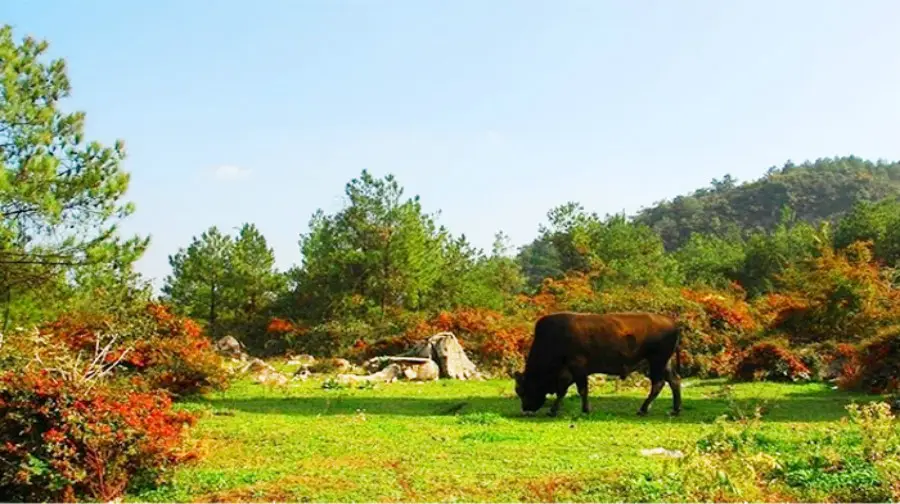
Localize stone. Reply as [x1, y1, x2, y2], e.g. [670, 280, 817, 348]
[216, 335, 244, 357]
[640, 447, 684, 459]
[253, 367, 289, 387]
[402, 359, 440, 381]
[362, 356, 440, 381]
[401, 332, 479, 380]
[243, 358, 273, 374]
[363, 356, 433, 373]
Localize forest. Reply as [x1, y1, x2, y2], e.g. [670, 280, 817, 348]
[2, 24, 900, 502]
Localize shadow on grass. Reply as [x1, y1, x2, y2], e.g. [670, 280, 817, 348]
[197, 384, 877, 424]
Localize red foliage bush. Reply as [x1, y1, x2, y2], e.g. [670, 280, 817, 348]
[266, 317, 296, 334]
[841, 329, 900, 394]
[41, 303, 229, 397]
[681, 289, 758, 333]
[0, 369, 197, 502]
[733, 340, 811, 382]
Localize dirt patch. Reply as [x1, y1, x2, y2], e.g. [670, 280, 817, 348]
[521, 474, 585, 503]
[200, 485, 294, 503]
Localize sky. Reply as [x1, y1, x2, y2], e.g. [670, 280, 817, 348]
[6, 0, 900, 290]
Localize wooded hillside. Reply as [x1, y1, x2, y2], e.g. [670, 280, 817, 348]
[632, 156, 900, 250]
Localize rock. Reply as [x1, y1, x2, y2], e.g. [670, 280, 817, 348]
[401, 332, 479, 380]
[253, 367, 289, 387]
[363, 356, 439, 381]
[216, 335, 244, 357]
[337, 358, 440, 385]
[402, 359, 440, 381]
[235, 357, 289, 386]
[243, 358, 273, 374]
[363, 356, 433, 373]
[640, 447, 684, 459]
[337, 364, 401, 385]
[371, 363, 403, 382]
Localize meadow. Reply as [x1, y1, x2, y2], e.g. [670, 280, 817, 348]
[133, 373, 889, 503]
[5, 22, 900, 503]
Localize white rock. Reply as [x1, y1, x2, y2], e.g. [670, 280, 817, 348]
[640, 447, 684, 458]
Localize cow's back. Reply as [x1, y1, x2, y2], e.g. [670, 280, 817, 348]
[524, 311, 677, 376]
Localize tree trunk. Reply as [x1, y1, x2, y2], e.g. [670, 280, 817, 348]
[380, 227, 393, 321]
[2, 284, 10, 332]
[209, 278, 218, 334]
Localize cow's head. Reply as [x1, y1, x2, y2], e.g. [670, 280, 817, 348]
[513, 370, 546, 414]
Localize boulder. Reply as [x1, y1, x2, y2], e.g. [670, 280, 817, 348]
[236, 357, 290, 386]
[363, 356, 439, 381]
[242, 358, 273, 374]
[402, 359, 439, 381]
[363, 356, 432, 373]
[216, 335, 244, 357]
[337, 364, 402, 385]
[401, 332, 480, 380]
[253, 367, 289, 387]
[337, 358, 439, 385]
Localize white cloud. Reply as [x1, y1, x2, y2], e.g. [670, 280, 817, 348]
[212, 165, 252, 182]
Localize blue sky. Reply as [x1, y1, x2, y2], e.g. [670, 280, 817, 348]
[6, 1, 900, 289]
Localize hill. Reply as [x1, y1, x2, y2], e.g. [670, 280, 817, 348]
[633, 156, 900, 250]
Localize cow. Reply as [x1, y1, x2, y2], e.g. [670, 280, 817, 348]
[513, 311, 682, 417]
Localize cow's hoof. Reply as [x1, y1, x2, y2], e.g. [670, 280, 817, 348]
[636, 409, 648, 417]
[669, 409, 681, 417]
[548, 410, 559, 417]
[582, 409, 591, 415]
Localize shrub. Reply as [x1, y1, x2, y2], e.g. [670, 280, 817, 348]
[42, 303, 229, 397]
[304, 320, 375, 357]
[758, 241, 900, 346]
[733, 340, 811, 382]
[0, 369, 197, 502]
[799, 341, 862, 384]
[847, 328, 900, 394]
[402, 308, 532, 373]
[682, 288, 759, 333]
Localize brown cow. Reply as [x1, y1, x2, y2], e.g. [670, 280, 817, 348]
[513, 311, 682, 417]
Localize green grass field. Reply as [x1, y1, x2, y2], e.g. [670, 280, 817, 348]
[130, 373, 888, 502]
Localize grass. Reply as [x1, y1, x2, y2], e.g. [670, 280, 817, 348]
[130, 375, 889, 502]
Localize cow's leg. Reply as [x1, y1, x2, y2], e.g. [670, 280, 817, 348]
[549, 368, 574, 417]
[637, 361, 666, 417]
[665, 362, 682, 416]
[575, 375, 590, 414]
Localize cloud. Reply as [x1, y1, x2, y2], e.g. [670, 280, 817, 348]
[212, 165, 252, 182]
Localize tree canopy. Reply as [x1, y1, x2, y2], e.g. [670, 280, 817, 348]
[0, 24, 148, 327]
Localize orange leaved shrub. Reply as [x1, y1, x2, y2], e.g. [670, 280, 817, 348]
[41, 303, 229, 397]
[0, 370, 197, 502]
[839, 328, 900, 394]
[757, 241, 900, 346]
[733, 340, 811, 382]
